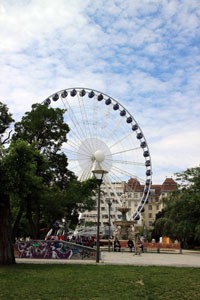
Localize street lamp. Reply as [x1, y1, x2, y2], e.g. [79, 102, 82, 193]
[92, 168, 108, 263]
[108, 200, 112, 252]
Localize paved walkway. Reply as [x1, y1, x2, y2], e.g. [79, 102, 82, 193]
[16, 250, 200, 268]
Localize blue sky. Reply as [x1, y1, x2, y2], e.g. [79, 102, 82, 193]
[0, 0, 199, 183]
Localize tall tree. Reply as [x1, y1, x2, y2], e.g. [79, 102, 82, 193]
[0, 101, 96, 264]
[7, 140, 49, 240]
[11, 103, 96, 238]
[0, 102, 15, 265]
[11, 103, 71, 238]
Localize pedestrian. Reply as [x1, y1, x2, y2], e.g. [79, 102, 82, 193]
[135, 239, 143, 255]
[114, 238, 121, 252]
[127, 239, 134, 252]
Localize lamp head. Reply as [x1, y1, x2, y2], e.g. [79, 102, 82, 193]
[92, 168, 108, 185]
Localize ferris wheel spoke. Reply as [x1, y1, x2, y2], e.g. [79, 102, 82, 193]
[110, 147, 141, 156]
[111, 165, 134, 177]
[64, 139, 81, 151]
[111, 165, 146, 184]
[110, 159, 144, 167]
[61, 98, 86, 142]
[97, 99, 113, 135]
[78, 164, 93, 181]
[77, 93, 93, 141]
[104, 115, 125, 144]
[62, 98, 95, 155]
[63, 143, 92, 159]
[109, 131, 138, 150]
[67, 134, 99, 161]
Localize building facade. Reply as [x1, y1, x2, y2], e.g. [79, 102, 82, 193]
[80, 177, 177, 231]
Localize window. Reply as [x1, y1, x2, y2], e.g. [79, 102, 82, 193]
[102, 214, 108, 218]
[148, 205, 152, 210]
[148, 213, 152, 218]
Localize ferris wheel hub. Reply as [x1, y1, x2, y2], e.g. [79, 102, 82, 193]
[94, 150, 105, 162]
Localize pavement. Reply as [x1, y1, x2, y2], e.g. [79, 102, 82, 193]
[16, 250, 200, 268]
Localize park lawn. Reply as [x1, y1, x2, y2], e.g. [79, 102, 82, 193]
[0, 264, 200, 300]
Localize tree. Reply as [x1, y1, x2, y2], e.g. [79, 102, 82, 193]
[7, 140, 49, 240]
[153, 166, 200, 248]
[0, 161, 15, 265]
[0, 101, 97, 264]
[0, 102, 15, 265]
[1, 138, 50, 264]
[11, 103, 71, 238]
[11, 103, 96, 238]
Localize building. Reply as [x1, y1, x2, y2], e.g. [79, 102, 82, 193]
[80, 177, 177, 231]
[125, 177, 177, 228]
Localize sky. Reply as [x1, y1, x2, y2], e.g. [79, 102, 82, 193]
[0, 0, 200, 184]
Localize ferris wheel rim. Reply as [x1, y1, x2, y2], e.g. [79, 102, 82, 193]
[42, 87, 152, 221]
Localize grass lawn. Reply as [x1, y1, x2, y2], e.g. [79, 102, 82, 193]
[0, 264, 200, 300]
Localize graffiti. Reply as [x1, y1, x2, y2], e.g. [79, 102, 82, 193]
[15, 240, 96, 260]
[80, 248, 95, 260]
[15, 240, 73, 259]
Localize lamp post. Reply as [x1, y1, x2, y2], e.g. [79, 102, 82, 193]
[92, 168, 108, 263]
[108, 200, 112, 252]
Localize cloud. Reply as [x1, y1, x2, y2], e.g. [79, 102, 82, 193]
[0, 0, 199, 184]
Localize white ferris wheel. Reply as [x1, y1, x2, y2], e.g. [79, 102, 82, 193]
[42, 88, 152, 222]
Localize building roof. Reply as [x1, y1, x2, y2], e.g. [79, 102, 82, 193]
[125, 177, 177, 194]
[161, 178, 177, 191]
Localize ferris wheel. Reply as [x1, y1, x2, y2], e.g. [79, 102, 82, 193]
[43, 88, 152, 222]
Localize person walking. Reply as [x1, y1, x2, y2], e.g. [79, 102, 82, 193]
[134, 238, 143, 255]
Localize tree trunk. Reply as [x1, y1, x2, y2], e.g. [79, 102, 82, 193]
[26, 200, 37, 239]
[35, 202, 41, 239]
[12, 202, 24, 242]
[0, 194, 15, 265]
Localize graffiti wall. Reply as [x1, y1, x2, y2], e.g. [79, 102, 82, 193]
[14, 240, 96, 260]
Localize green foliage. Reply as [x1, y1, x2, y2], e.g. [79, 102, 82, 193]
[175, 167, 200, 190]
[5, 140, 48, 196]
[12, 103, 69, 152]
[42, 178, 97, 229]
[0, 102, 14, 145]
[0, 100, 98, 244]
[10, 103, 97, 237]
[153, 166, 200, 247]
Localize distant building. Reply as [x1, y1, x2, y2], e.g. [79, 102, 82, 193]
[80, 177, 177, 231]
[141, 178, 177, 228]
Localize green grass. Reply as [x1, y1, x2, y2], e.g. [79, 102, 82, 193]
[0, 264, 200, 300]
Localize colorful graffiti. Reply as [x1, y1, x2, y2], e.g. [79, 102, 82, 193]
[15, 240, 96, 260]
